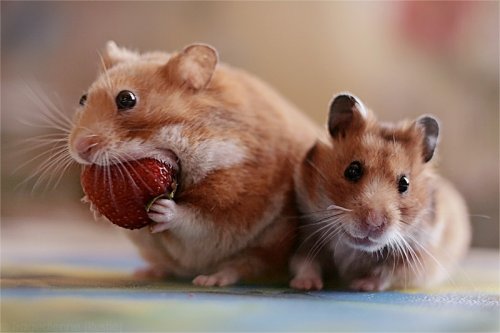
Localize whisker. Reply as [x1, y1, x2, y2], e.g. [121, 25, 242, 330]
[103, 151, 120, 212]
[305, 158, 327, 181]
[399, 233, 425, 278]
[326, 204, 352, 212]
[32, 150, 73, 191]
[300, 219, 339, 252]
[97, 51, 115, 99]
[18, 147, 73, 193]
[13, 144, 69, 175]
[22, 83, 73, 131]
[51, 157, 76, 190]
[333, 232, 345, 254]
[108, 151, 143, 198]
[405, 233, 458, 288]
[397, 233, 421, 278]
[469, 214, 491, 220]
[17, 118, 71, 134]
[300, 205, 352, 218]
[306, 222, 343, 264]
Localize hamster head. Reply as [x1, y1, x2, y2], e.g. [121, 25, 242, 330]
[304, 93, 439, 253]
[68, 41, 219, 171]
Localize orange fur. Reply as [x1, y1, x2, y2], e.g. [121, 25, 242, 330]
[292, 93, 470, 291]
[69, 42, 320, 286]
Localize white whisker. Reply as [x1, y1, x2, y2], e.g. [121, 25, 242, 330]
[305, 158, 328, 181]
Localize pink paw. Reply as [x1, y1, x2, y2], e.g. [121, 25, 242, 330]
[349, 276, 388, 291]
[192, 270, 239, 287]
[147, 199, 177, 233]
[290, 276, 324, 291]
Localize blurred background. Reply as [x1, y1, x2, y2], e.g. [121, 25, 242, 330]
[1, 1, 498, 251]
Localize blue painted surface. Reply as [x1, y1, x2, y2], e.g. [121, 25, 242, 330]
[2, 286, 499, 332]
[2, 249, 499, 332]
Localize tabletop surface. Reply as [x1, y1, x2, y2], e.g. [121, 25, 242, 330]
[1, 217, 499, 332]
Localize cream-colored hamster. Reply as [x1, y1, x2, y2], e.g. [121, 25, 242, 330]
[290, 93, 471, 291]
[69, 42, 319, 286]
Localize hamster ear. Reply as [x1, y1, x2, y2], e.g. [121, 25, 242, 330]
[415, 116, 440, 163]
[164, 43, 218, 90]
[328, 93, 367, 139]
[102, 41, 139, 68]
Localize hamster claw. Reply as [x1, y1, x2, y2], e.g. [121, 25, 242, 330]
[147, 198, 178, 233]
[192, 269, 239, 287]
[290, 276, 324, 291]
[349, 276, 388, 292]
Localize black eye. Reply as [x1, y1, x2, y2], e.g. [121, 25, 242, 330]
[79, 94, 87, 106]
[115, 90, 137, 110]
[344, 161, 363, 182]
[398, 176, 410, 193]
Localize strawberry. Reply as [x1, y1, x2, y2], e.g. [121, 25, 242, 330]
[81, 158, 177, 230]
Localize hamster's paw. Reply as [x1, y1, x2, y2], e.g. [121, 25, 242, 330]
[290, 276, 324, 291]
[147, 199, 179, 233]
[81, 195, 102, 220]
[349, 276, 389, 292]
[192, 269, 239, 287]
[133, 266, 169, 279]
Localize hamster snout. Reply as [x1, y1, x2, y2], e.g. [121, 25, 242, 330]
[352, 209, 389, 238]
[72, 135, 103, 164]
[336, 208, 394, 252]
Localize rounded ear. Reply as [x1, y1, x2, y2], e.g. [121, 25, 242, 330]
[415, 115, 440, 163]
[102, 41, 140, 69]
[163, 43, 218, 90]
[328, 93, 367, 139]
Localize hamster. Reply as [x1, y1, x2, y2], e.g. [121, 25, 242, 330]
[68, 42, 319, 286]
[290, 93, 471, 291]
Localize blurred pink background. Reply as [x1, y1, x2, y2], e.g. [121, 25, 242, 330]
[1, 2, 498, 248]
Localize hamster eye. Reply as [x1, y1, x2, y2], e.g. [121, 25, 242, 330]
[115, 90, 137, 110]
[344, 161, 363, 182]
[398, 176, 410, 193]
[79, 94, 87, 106]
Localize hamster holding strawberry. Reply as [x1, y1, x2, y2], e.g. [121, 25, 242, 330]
[69, 42, 320, 286]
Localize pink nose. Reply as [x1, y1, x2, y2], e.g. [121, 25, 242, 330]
[363, 210, 388, 233]
[74, 136, 100, 162]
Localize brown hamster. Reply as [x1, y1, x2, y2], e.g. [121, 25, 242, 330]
[69, 42, 319, 286]
[290, 93, 471, 291]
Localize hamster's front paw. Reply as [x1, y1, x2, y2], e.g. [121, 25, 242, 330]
[289, 256, 323, 290]
[192, 269, 239, 287]
[349, 275, 390, 292]
[147, 199, 179, 233]
[290, 275, 324, 291]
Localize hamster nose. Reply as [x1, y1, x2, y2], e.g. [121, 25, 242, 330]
[363, 210, 388, 232]
[74, 136, 100, 162]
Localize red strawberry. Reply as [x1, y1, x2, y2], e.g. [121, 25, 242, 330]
[81, 158, 177, 230]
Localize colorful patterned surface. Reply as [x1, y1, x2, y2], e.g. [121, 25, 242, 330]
[1, 220, 499, 332]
